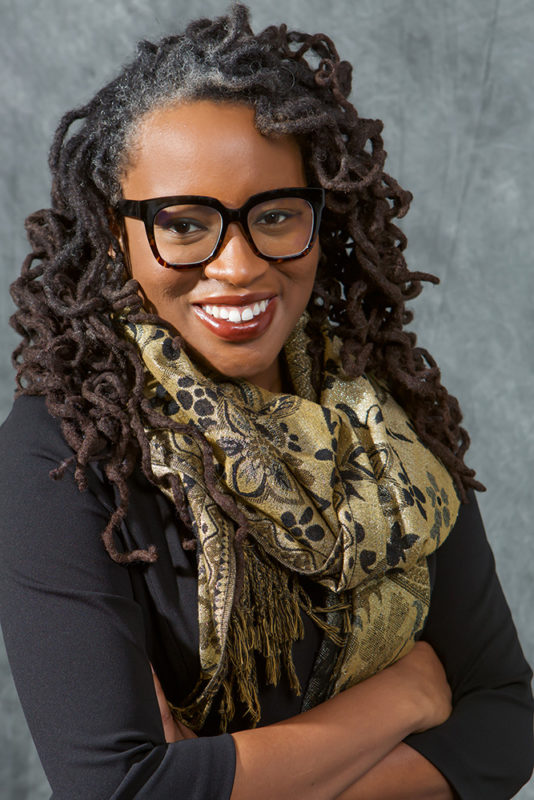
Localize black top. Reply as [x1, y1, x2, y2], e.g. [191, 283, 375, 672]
[0, 395, 532, 800]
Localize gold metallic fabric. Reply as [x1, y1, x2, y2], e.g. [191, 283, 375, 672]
[122, 316, 459, 731]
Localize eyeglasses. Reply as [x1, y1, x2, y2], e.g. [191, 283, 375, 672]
[117, 187, 325, 269]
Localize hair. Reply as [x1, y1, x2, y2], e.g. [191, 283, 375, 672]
[10, 3, 483, 575]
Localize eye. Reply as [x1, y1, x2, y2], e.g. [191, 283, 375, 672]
[154, 204, 221, 242]
[254, 209, 294, 226]
[157, 217, 207, 236]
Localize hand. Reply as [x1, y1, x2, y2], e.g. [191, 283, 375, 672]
[151, 664, 198, 742]
[390, 641, 452, 733]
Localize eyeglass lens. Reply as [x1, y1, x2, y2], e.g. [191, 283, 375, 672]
[153, 196, 315, 265]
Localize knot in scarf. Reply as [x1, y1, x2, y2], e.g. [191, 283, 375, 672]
[121, 315, 459, 731]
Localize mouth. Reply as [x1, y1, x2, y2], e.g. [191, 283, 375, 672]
[192, 295, 277, 341]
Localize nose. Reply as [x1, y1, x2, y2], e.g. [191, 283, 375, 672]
[202, 223, 269, 286]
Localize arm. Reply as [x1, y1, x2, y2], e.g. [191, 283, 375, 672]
[153, 644, 453, 800]
[0, 396, 451, 800]
[0, 396, 235, 800]
[156, 641, 453, 800]
[405, 492, 534, 798]
[6, 400, 528, 799]
[156, 652, 454, 800]
[334, 744, 454, 800]
[230, 641, 451, 800]
[336, 493, 534, 800]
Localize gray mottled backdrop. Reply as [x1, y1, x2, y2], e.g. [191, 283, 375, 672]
[1, 0, 533, 797]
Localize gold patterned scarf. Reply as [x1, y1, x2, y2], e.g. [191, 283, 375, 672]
[121, 315, 459, 732]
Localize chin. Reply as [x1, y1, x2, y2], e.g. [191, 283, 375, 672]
[220, 363, 268, 381]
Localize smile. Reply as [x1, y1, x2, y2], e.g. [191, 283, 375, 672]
[192, 296, 277, 342]
[200, 299, 270, 323]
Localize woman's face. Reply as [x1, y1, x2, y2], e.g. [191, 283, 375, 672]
[120, 100, 320, 392]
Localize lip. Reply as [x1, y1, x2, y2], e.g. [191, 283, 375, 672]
[192, 296, 277, 342]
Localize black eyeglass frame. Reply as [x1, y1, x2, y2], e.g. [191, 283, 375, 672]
[116, 187, 325, 269]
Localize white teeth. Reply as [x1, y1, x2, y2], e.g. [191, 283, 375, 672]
[200, 298, 271, 323]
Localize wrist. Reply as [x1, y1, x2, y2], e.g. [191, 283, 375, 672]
[381, 660, 431, 734]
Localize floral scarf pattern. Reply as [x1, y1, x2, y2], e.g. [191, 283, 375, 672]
[122, 316, 459, 731]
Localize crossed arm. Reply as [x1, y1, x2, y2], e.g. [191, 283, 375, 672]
[151, 486, 534, 799]
[153, 643, 455, 800]
[1, 398, 532, 799]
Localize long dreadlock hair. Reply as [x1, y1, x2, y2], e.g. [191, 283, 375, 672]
[10, 4, 484, 580]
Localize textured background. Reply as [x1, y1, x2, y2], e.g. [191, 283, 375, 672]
[1, 0, 533, 797]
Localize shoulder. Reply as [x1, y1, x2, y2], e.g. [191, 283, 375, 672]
[0, 393, 104, 519]
[0, 395, 114, 568]
[435, 489, 490, 564]
[0, 394, 81, 522]
[0, 393, 74, 468]
[0, 394, 165, 562]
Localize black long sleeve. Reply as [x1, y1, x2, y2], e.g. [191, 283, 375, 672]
[0, 395, 532, 799]
[0, 396, 235, 800]
[405, 491, 534, 798]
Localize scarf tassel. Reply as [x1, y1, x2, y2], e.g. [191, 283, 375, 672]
[216, 543, 354, 731]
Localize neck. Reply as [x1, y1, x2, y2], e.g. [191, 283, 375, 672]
[247, 358, 284, 393]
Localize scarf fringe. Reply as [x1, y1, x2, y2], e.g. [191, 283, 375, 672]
[170, 541, 355, 733]
[297, 586, 353, 647]
[215, 542, 358, 731]
[217, 541, 305, 730]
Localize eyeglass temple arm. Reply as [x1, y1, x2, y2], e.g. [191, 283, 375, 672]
[117, 199, 142, 219]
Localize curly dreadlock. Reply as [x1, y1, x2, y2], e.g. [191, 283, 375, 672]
[10, 4, 484, 577]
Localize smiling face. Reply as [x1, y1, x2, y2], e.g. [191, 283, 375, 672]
[120, 101, 320, 392]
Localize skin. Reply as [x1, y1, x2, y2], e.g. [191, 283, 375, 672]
[121, 101, 320, 393]
[152, 642, 454, 800]
[122, 100, 453, 799]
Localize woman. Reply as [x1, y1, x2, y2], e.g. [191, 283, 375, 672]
[0, 4, 532, 799]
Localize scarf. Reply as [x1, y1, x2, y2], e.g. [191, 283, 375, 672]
[121, 315, 459, 732]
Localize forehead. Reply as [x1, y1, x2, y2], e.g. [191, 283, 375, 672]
[121, 100, 306, 205]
